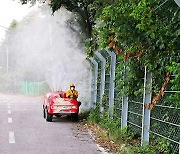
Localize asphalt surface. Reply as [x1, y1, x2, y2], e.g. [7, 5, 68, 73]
[0, 94, 106, 154]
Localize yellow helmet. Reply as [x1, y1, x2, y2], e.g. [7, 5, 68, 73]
[70, 83, 75, 87]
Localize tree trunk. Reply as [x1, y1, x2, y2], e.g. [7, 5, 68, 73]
[82, 6, 92, 38]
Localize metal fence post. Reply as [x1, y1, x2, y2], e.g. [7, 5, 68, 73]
[121, 66, 129, 128]
[95, 52, 106, 112]
[141, 66, 152, 146]
[90, 58, 98, 109]
[106, 50, 116, 117]
[25, 81, 28, 95]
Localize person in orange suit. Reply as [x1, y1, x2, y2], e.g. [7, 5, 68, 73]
[66, 83, 78, 100]
[66, 83, 81, 106]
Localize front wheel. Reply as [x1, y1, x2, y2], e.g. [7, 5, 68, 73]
[43, 108, 46, 118]
[45, 108, 53, 122]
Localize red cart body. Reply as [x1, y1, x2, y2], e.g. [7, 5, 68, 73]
[43, 91, 79, 122]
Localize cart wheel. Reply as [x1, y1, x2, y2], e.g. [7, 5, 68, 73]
[55, 115, 61, 118]
[43, 109, 46, 118]
[45, 109, 52, 122]
[67, 115, 71, 119]
[71, 113, 78, 121]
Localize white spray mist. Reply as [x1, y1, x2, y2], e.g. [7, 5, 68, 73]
[3, 5, 92, 111]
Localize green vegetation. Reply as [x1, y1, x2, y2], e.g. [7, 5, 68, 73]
[19, 1, 179, 152]
[21, 0, 113, 37]
[166, 62, 180, 107]
[87, 106, 170, 154]
[10, 19, 18, 28]
[20, 0, 179, 102]
[89, 0, 179, 102]
[20, 0, 179, 60]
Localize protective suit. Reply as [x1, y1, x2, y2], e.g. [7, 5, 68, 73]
[66, 84, 78, 100]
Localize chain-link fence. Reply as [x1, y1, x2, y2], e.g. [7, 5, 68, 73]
[0, 68, 50, 96]
[149, 73, 180, 153]
[90, 49, 180, 153]
[21, 81, 51, 96]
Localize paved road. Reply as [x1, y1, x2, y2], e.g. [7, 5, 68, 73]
[0, 94, 105, 154]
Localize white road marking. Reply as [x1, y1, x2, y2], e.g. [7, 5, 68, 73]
[8, 118, 12, 123]
[9, 132, 15, 143]
[7, 103, 10, 105]
[8, 110, 11, 114]
[7, 106, 10, 109]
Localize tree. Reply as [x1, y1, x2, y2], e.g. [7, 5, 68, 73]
[92, 0, 179, 64]
[20, 0, 116, 38]
[51, 0, 94, 37]
[20, 0, 95, 37]
[92, 0, 180, 105]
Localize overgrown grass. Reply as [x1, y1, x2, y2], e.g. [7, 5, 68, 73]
[86, 105, 170, 154]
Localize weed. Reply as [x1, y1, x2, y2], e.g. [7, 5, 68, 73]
[86, 105, 171, 154]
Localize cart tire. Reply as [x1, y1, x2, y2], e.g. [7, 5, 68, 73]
[43, 109, 46, 118]
[45, 109, 52, 122]
[71, 113, 78, 121]
[67, 115, 71, 119]
[55, 115, 61, 118]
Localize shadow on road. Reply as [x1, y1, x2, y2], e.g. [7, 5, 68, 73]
[50, 115, 79, 123]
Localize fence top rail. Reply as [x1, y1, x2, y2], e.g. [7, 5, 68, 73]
[155, 104, 180, 110]
[95, 52, 106, 63]
[164, 91, 180, 93]
[150, 117, 180, 127]
[129, 100, 143, 105]
[150, 131, 179, 144]
[114, 98, 122, 100]
[128, 110, 143, 116]
[127, 121, 142, 129]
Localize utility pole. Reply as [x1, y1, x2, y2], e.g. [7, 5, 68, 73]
[6, 46, 9, 73]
